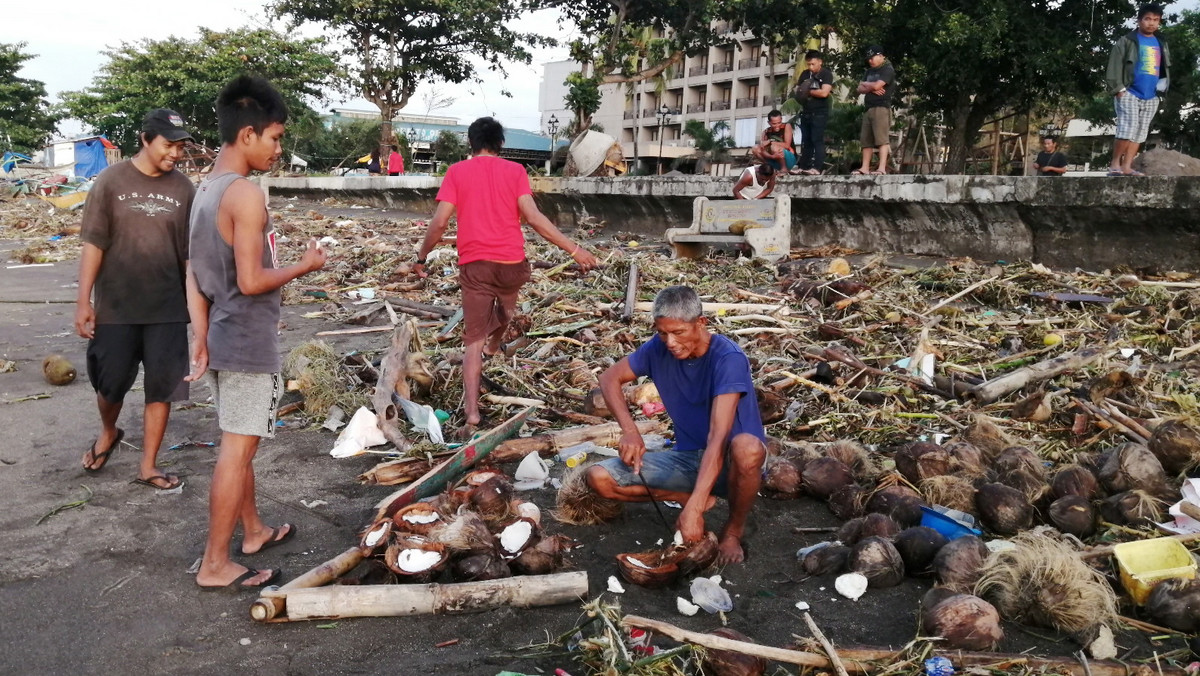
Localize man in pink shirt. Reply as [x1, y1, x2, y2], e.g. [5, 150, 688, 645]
[414, 117, 598, 437]
[387, 145, 404, 175]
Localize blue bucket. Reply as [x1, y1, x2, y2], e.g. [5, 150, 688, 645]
[921, 505, 983, 540]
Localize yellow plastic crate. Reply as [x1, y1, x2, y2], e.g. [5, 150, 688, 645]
[1113, 537, 1198, 605]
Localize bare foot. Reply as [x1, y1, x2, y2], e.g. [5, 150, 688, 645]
[241, 523, 293, 555]
[716, 529, 746, 565]
[83, 428, 121, 470]
[196, 563, 275, 588]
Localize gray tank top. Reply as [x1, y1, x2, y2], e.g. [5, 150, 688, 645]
[188, 173, 282, 373]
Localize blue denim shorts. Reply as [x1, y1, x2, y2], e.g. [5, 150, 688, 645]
[594, 449, 731, 499]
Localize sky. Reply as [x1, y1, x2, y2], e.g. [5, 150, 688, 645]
[13, 0, 574, 139]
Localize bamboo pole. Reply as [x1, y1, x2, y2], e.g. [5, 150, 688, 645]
[489, 420, 665, 463]
[966, 347, 1104, 404]
[278, 571, 588, 621]
[251, 546, 365, 622]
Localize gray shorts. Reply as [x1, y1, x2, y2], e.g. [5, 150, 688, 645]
[595, 449, 734, 498]
[205, 370, 283, 438]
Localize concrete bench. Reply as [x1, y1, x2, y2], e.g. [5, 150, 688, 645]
[665, 195, 791, 263]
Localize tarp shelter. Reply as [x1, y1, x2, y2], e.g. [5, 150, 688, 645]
[1, 151, 32, 173]
[42, 136, 116, 179]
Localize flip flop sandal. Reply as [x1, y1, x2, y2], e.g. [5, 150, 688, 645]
[850, 169, 866, 175]
[197, 567, 283, 593]
[83, 428, 125, 473]
[246, 524, 297, 555]
[1106, 170, 1125, 176]
[131, 473, 183, 491]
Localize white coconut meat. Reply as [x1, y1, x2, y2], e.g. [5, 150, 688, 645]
[396, 548, 442, 573]
[607, 576, 626, 594]
[402, 512, 441, 525]
[625, 556, 652, 569]
[676, 597, 700, 616]
[835, 572, 869, 600]
[364, 525, 388, 547]
[499, 520, 534, 554]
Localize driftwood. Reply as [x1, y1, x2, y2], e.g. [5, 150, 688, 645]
[388, 298, 457, 319]
[372, 323, 414, 450]
[967, 347, 1104, 404]
[359, 451, 456, 486]
[798, 609, 850, 676]
[270, 571, 587, 621]
[251, 546, 365, 622]
[622, 262, 638, 322]
[489, 419, 666, 463]
[822, 347, 952, 399]
[622, 615, 1173, 676]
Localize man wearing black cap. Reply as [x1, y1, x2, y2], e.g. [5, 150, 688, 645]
[75, 109, 196, 490]
[853, 46, 896, 175]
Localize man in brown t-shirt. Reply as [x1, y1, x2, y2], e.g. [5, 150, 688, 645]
[75, 109, 195, 490]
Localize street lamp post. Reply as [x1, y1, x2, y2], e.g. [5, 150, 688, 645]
[406, 126, 417, 172]
[656, 104, 670, 175]
[545, 114, 559, 174]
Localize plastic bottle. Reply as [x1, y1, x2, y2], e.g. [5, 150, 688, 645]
[556, 450, 588, 468]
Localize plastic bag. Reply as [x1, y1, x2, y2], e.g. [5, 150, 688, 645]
[689, 575, 733, 613]
[394, 396, 445, 444]
[330, 407, 389, 458]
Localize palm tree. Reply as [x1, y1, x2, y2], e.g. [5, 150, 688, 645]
[682, 119, 734, 174]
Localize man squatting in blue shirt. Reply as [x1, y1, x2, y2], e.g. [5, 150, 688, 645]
[585, 286, 767, 565]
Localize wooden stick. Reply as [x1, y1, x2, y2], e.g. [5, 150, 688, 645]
[278, 571, 587, 621]
[1081, 532, 1200, 560]
[622, 262, 638, 322]
[1169, 341, 1200, 361]
[1074, 398, 1149, 445]
[1101, 399, 1155, 440]
[967, 347, 1104, 404]
[925, 276, 998, 316]
[604, 301, 791, 316]
[251, 546, 364, 621]
[315, 325, 395, 336]
[387, 298, 457, 318]
[823, 347, 952, 399]
[799, 611, 851, 676]
[489, 420, 664, 463]
[621, 615, 1182, 676]
[484, 394, 546, 408]
[833, 290, 873, 311]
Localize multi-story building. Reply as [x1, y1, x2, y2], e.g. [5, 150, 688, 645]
[542, 26, 819, 172]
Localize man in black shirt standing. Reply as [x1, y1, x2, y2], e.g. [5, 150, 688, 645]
[794, 50, 835, 175]
[853, 45, 896, 175]
[1033, 136, 1068, 177]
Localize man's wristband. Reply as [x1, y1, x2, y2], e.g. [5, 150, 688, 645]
[415, 255, 426, 265]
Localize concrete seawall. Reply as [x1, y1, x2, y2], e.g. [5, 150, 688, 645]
[262, 174, 1200, 272]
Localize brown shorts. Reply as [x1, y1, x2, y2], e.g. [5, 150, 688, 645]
[459, 260, 532, 345]
[860, 106, 892, 148]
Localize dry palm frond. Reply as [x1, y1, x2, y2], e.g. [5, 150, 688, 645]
[976, 531, 1118, 635]
[282, 340, 371, 415]
[553, 468, 624, 525]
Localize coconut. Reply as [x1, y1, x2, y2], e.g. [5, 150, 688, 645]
[428, 511, 495, 555]
[944, 440, 988, 478]
[702, 628, 768, 676]
[895, 442, 952, 484]
[1098, 442, 1170, 497]
[763, 455, 804, 498]
[757, 388, 788, 424]
[359, 518, 392, 555]
[1146, 577, 1200, 633]
[553, 467, 624, 525]
[616, 550, 680, 589]
[509, 545, 559, 576]
[1148, 419, 1200, 474]
[840, 513, 901, 546]
[934, 535, 989, 593]
[1099, 490, 1164, 527]
[1048, 495, 1097, 538]
[470, 476, 515, 522]
[866, 484, 927, 527]
[994, 446, 1046, 480]
[964, 415, 1016, 460]
[920, 591, 1004, 651]
[919, 475, 978, 514]
[676, 531, 721, 577]
[999, 467, 1052, 507]
[847, 536, 905, 587]
[781, 442, 822, 471]
[512, 500, 541, 525]
[893, 526, 949, 576]
[802, 543, 850, 576]
[496, 516, 540, 556]
[976, 531, 1119, 635]
[392, 502, 443, 535]
[1051, 464, 1100, 500]
[463, 469, 509, 488]
[975, 483, 1034, 535]
[827, 483, 866, 520]
[451, 552, 512, 582]
[384, 536, 449, 581]
[41, 354, 76, 386]
[826, 439, 878, 481]
[802, 457, 855, 500]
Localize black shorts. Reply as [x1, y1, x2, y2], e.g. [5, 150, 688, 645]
[86, 323, 189, 404]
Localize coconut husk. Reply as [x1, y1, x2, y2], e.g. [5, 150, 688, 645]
[994, 446, 1046, 480]
[703, 628, 768, 676]
[1098, 489, 1165, 527]
[1098, 442, 1170, 498]
[762, 455, 804, 498]
[564, 358, 598, 390]
[976, 531, 1119, 635]
[895, 442, 952, 484]
[471, 477, 516, 524]
[1146, 577, 1200, 632]
[963, 415, 1016, 461]
[462, 469, 509, 489]
[41, 354, 76, 386]
[828, 483, 866, 520]
[894, 526, 949, 577]
[428, 511, 495, 555]
[920, 590, 1004, 651]
[553, 467, 624, 525]
[919, 475, 977, 514]
[935, 535, 989, 593]
[848, 536, 905, 587]
[616, 550, 681, 588]
[510, 545, 560, 576]
[392, 501, 444, 535]
[865, 483, 926, 527]
[802, 457, 855, 500]
[826, 439, 879, 482]
[1148, 419, 1200, 474]
[451, 551, 512, 582]
[1050, 464, 1100, 500]
[975, 483, 1034, 535]
[781, 442, 823, 471]
[757, 387, 788, 424]
[676, 531, 720, 577]
[802, 543, 850, 576]
[1048, 495, 1097, 538]
[998, 467, 1052, 507]
[944, 440, 988, 478]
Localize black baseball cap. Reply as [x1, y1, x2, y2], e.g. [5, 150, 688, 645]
[141, 109, 194, 142]
[865, 45, 885, 57]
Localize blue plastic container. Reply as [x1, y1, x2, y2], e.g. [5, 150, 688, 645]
[920, 505, 983, 540]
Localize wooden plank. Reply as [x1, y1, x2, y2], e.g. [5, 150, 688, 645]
[315, 326, 394, 336]
[373, 406, 533, 519]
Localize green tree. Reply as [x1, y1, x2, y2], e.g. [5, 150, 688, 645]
[682, 119, 734, 172]
[828, 0, 1133, 173]
[59, 27, 339, 154]
[433, 130, 467, 167]
[287, 115, 382, 173]
[272, 0, 551, 152]
[0, 43, 59, 153]
[1157, 9, 1200, 155]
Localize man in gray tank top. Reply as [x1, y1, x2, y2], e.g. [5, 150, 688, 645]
[185, 76, 326, 591]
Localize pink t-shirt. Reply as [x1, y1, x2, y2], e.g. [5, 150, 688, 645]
[388, 151, 404, 174]
[436, 155, 531, 265]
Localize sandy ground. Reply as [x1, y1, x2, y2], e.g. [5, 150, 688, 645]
[0, 220, 1184, 675]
